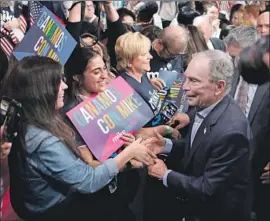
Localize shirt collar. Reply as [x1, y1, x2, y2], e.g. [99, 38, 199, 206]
[197, 98, 223, 119]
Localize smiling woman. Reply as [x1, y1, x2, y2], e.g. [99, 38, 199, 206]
[0, 56, 154, 221]
[115, 32, 162, 115]
[63, 48, 109, 155]
[65, 47, 108, 99]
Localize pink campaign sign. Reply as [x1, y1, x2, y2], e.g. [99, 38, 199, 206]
[67, 77, 154, 162]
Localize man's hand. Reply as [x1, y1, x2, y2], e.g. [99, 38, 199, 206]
[168, 113, 190, 130]
[141, 130, 165, 155]
[170, 127, 181, 139]
[125, 138, 156, 166]
[261, 162, 270, 184]
[149, 78, 165, 91]
[148, 159, 168, 179]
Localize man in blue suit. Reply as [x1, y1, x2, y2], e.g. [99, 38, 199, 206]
[146, 50, 253, 221]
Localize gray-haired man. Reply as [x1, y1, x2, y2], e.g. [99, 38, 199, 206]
[226, 26, 270, 221]
[145, 50, 252, 221]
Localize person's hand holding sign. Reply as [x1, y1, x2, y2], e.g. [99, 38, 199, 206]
[150, 78, 165, 91]
[168, 113, 190, 130]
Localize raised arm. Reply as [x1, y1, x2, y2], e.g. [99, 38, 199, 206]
[103, 1, 119, 23]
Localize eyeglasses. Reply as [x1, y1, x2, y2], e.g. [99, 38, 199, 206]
[163, 44, 179, 59]
[79, 33, 98, 48]
[162, 42, 186, 58]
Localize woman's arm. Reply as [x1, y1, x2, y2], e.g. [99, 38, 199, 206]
[136, 125, 181, 139]
[77, 145, 101, 167]
[68, 2, 82, 23]
[66, 2, 83, 43]
[102, 1, 127, 68]
[103, 1, 119, 23]
[33, 132, 154, 194]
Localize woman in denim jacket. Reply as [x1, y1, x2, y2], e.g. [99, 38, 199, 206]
[1, 56, 155, 221]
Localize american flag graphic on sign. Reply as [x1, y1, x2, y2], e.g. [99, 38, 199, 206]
[29, 1, 43, 26]
[0, 14, 27, 57]
[0, 29, 14, 57]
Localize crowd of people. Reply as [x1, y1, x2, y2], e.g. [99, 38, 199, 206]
[0, 1, 269, 221]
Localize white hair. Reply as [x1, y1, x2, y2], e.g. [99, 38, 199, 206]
[193, 50, 234, 94]
[224, 25, 259, 49]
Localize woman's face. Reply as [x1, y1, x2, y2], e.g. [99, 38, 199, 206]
[231, 12, 242, 26]
[84, 1, 95, 20]
[81, 55, 108, 94]
[207, 6, 219, 21]
[130, 51, 153, 73]
[56, 79, 68, 110]
[81, 36, 104, 57]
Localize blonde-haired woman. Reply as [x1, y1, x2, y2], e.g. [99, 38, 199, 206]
[115, 32, 180, 139]
[115, 32, 160, 113]
[231, 9, 245, 26]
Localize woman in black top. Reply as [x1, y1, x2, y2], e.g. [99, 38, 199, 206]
[64, 47, 145, 221]
[115, 32, 180, 138]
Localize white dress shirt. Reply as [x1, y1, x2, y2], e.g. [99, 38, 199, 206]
[163, 99, 223, 187]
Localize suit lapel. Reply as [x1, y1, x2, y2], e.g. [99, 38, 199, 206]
[184, 96, 231, 169]
[248, 82, 269, 124]
[183, 114, 195, 167]
[184, 120, 211, 168]
[230, 68, 240, 97]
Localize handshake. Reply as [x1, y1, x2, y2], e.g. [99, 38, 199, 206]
[121, 131, 170, 180]
[120, 130, 168, 168]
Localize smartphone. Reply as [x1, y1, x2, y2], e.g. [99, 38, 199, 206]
[160, 101, 178, 123]
[0, 97, 21, 142]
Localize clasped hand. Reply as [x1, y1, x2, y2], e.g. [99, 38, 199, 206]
[122, 131, 166, 168]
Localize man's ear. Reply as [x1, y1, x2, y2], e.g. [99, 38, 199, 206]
[153, 39, 163, 51]
[215, 80, 226, 96]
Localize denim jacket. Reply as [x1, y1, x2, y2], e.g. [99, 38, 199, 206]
[8, 125, 119, 216]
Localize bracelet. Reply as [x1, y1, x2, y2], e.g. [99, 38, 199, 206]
[165, 126, 171, 138]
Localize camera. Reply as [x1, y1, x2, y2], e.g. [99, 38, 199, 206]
[0, 96, 21, 142]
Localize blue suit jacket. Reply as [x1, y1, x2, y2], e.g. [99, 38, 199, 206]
[166, 95, 253, 221]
